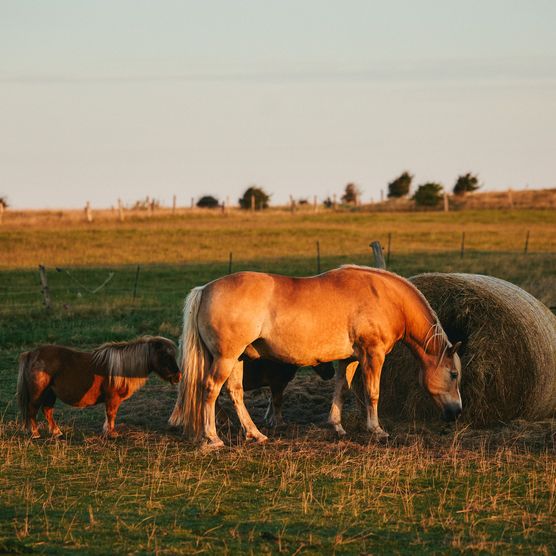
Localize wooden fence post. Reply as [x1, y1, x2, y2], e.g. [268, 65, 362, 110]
[132, 265, 141, 301]
[333, 194, 337, 211]
[172, 195, 177, 214]
[313, 195, 318, 213]
[0, 201, 4, 224]
[85, 201, 93, 223]
[443, 192, 449, 212]
[316, 241, 321, 274]
[386, 233, 392, 266]
[507, 188, 514, 209]
[228, 252, 233, 274]
[251, 194, 255, 212]
[524, 230, 530, 254]
[460, 232, 465, 259]
[369, 241, 386, 269]
[118, 198, 125, 222]
[289, 195, 296, 213]
[190, 197, 194, 210]
[38, 265, 52, 311]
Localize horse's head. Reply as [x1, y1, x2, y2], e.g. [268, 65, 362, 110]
[149, 339, 182, 384]
[421, 341, 462, 421]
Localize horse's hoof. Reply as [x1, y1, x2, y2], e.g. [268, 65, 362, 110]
[329, 422, 347, 437]
[246, 433, 268, 444]
[31, 432, 41, 440]
[200, 438, 225, 451]
[52, 431, 64, 439]
[369, 428, 389, 441]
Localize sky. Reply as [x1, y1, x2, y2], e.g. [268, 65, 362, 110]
[1, 1, 555, 209]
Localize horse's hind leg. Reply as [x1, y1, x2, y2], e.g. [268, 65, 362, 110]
[41, 388, 62, 438]
[328, 360, 348, 436]
[225, 359, 268, 444]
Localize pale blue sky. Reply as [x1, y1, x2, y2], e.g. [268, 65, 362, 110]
[1, 1, 555, 208]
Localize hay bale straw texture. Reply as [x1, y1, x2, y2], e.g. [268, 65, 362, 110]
[379, 273, 556, 426]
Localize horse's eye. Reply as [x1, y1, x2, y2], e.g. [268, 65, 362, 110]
[450, 371, 458, 380]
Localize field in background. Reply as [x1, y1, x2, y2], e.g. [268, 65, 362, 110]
[1, 209, 555, 553]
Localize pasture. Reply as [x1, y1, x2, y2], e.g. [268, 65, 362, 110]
[1, 209, 555, 554]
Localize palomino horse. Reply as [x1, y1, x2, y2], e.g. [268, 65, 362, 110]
[169, 357, 335, 428]
[17, 336, 181, 438]
[174, 265, 462, 448]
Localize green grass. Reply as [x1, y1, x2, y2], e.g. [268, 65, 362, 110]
[1, 210, 555, 553]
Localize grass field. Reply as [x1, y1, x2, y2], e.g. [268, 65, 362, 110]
[1, 209, 555, 554]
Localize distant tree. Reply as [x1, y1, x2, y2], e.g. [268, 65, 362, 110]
[239, 185, 270, 210]
[196, 195, 220, 208]
[387, 171, 413, 198]
[0, 196, 8, 208]
[341, 183, 361, 204]
[413, 182, 444, 207]
[453, 173, 480, 196]
[323, 196, 333, 209]
[297, 198, 309, 206]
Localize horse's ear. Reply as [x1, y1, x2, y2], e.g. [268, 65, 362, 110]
[449, 341, 462, 356]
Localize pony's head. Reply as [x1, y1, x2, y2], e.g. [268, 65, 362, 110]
[421, 341, 463, 421]
[148, 338, 182, 384]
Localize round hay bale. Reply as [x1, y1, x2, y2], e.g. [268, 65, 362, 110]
[378, 273, 556, 426]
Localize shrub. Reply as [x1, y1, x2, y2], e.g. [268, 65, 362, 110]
[387, 171, 413, 198]
[341, 183, 361, 204]
[196, 195, 220, 208]
[413, 182, 443, 207]
[453, 173, 480, 196]
[239, 186, 270, 210]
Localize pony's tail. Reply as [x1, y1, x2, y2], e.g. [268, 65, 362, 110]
[17, 351, 33, 428]
[168, 287, 211, 440]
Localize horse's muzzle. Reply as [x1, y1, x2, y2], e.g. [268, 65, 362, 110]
[443, 403, 462, 422]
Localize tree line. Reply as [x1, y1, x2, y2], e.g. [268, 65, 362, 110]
[196, 172, 480, 209]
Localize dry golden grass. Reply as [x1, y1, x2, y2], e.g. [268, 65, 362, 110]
[1, 207, 554, 269]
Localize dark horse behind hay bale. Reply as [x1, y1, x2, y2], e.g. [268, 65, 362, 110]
[169, 357, 335, 429]
[17, 336, 181, 438]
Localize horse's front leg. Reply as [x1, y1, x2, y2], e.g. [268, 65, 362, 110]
[360, 350, 388, 439]
[265, 382, 285, 427]
[103, 391, 122, 437]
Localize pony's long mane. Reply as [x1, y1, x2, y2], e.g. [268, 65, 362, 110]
[92, 335, 175, 393]
[338, 264, 450, 357]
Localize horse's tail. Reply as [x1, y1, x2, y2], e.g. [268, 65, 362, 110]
[17, 351, 34, 428]
[168, 286, 211, 440]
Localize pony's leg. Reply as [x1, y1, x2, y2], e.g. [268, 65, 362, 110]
[328, 360, 348, 436]
[28, 404, 41, 439]
[360, 351, 388, 439]
[103, 391, 122, 437]
[41, 388, 62, 438]
[27, 370, 50, 439]
[226, 359, 268, 443]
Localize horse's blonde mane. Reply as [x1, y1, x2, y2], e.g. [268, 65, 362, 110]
[92, 336, 176, 393]
[338, 264, 450, 355]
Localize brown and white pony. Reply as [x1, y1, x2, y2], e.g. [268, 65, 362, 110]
[17, 336, 181, 438]
[174, 265, 462, 448]
[169, 357, 335, 428]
